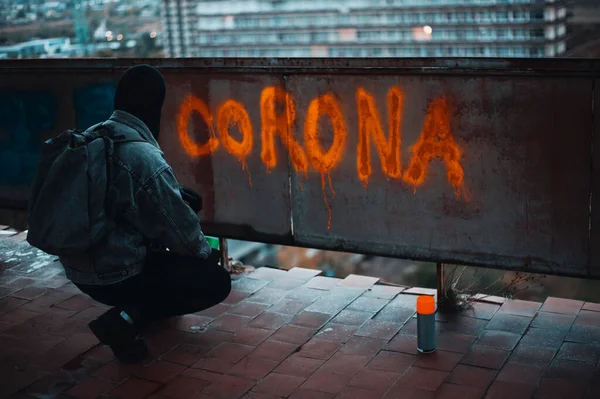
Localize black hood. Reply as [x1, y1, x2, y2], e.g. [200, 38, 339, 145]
[113, 64, 166, 139]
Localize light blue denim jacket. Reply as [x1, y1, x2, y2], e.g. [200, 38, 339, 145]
[59, 110, 212, 285]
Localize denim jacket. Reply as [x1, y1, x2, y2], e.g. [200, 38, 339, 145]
[59, 110, 212, 285]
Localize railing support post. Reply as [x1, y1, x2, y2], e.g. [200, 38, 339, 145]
[436, 262, 445, 301]
[219, 237, 229, 272]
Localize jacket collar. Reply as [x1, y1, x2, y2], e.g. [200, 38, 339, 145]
[108, 110, 160, 148]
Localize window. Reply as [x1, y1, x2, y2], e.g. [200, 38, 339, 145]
[236, 17, 249, 28]
[297, 16, 309, 27]
[282, 33, 299, 43]
[513, 47, 524, 57]
[531, 10, 544, 21]
[313, 32, 328, 42]
[530, 47, 542, 57]
[512, 29, 524, 40]
[531, 29, 544, 39]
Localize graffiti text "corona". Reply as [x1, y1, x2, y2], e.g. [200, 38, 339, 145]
[177, 86, 464, 228]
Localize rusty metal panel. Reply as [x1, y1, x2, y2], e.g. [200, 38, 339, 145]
[159, 72, 292, 240]
[0, 68, 293, 240]
[0, 71, 113, 208]
[285, 75, 592, 277]
[591, 79, 600, 278]
[0, 59, 598, 277]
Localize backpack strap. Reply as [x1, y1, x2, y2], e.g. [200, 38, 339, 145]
[93, 122, 147, 229]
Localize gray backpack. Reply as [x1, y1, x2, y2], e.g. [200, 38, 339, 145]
[27, 123, 143, 256]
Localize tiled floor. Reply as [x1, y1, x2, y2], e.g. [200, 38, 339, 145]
[1, 228, 600, 399]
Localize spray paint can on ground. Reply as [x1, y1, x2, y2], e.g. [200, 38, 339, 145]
[417, 295, 436, 353]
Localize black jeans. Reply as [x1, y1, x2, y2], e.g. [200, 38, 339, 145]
[76, 250, 231, 329]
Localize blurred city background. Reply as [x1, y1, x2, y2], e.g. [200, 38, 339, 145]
[2, 0, 600, 59]
[2, 0, 600, 302]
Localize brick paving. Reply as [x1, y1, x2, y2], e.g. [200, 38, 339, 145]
[1, 228, 600, 398]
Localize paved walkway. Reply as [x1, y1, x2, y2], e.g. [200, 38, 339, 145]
[0, 227, 600, 399]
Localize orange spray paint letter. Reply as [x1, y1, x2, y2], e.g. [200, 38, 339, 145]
[177, 94, 219, 156]
[217, 99, 254, 186]
[304, 93, 348, 228]
[260, 87, 308, 173]
[403, 97, 464, 196]
[356, 87, 403, 188]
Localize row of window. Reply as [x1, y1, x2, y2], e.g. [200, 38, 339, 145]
[378, 0, 549, 4]
[194, 8, 561, 31]
[193, 45, 548, 58]
[187, 0, 550, 15]
[194, 27, 555, 46]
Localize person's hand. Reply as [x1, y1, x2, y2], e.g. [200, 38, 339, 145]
[179, 186, 202, 213]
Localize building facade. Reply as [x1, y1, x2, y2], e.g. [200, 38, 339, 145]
[161, 0, 568, 58]
[161, 0, 196, 57]
[0, 37, 72, 59]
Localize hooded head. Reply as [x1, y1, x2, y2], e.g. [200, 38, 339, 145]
[114, 64, 166, 139]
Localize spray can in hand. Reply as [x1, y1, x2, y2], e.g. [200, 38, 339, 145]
[417, 295, 436, 353]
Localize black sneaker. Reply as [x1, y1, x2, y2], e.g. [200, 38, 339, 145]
[88, 307, 148, 364]
[108, 339, 149, 364]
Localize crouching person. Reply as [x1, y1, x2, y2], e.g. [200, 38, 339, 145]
[27, 65, 231, 364]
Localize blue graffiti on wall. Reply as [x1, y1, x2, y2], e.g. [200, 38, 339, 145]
[73, 82, 116, 131]
[0, 90, 58, 186]
[0, 83, 116, 186]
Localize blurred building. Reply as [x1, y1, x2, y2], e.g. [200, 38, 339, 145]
[73, 1, 91, 48]
[161, 0, 568, 58]
[0, 37, 72, 59]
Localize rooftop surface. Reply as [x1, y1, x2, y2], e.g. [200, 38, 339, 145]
[0, 226, 600, 399]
